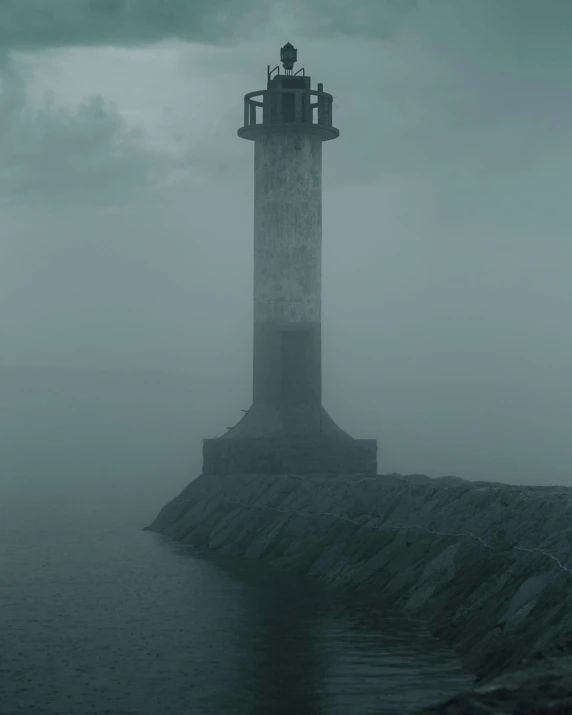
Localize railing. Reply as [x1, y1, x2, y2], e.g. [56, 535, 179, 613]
[267, 65, 306, 81]
[241, 88, 335, 132]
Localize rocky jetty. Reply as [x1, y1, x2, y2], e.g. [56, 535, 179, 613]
[146, 472, 572, 713]
[419, 655, 572, 714]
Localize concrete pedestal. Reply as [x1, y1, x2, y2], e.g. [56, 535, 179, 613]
[203, 436, 378, 475]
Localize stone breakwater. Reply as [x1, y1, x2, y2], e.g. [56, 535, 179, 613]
[146, 472, 572, 712]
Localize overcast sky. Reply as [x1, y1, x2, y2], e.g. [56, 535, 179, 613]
[1, 0, 572, 486]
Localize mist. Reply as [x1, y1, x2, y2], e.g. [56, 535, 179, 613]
[1, 0, 572, 533]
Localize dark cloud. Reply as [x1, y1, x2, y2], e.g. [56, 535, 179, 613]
[0, 0, 268, 50]
[1, 0, 571, 53]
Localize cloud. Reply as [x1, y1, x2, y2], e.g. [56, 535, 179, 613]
[143, 0, 572, 191]
[1, 0, 571, 54]
[2, 0, 572, 202]
[0, 0, 415, 52]
[292, 0, 572, 48]
[295, 0, 572, 188]
[0, 54, 174, 206]
[0, 0, 269, 50]
[292, 0, 418, 40]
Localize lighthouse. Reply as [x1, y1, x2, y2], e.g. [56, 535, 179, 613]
[203, 44, 378, 475]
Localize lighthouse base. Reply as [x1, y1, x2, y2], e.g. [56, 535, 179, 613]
[203, 436, 378, 476]
[203, 402, 377, 476]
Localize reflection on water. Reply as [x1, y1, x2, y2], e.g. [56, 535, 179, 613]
[211, 550, 474, 714]
[0, 527, 473, 714]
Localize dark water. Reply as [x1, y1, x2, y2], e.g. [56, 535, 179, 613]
[0, 368, 473, 713]
[0, 525, 474, 715]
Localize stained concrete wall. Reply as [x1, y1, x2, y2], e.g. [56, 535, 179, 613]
[203, 437, 378, 475]
[253, 132, 322, 404]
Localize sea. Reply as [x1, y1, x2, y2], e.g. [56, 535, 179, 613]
[0, 367, 474, 714]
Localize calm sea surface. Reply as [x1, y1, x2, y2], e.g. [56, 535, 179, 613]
[0, 525, 474, 715]
[0, 369, 474, 714]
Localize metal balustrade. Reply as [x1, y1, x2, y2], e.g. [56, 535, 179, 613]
[238, 86, 339, 141]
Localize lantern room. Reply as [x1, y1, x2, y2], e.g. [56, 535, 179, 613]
[237, 43, 339, 142]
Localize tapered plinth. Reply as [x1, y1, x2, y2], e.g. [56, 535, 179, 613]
[202, 403, 378, 475]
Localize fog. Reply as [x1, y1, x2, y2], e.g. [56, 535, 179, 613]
[1, 1, 572, 530]
[0, 367, 213, 530]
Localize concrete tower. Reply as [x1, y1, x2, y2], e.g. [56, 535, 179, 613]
[203, 44, 377, 476]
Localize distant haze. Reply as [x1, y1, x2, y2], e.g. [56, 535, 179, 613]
[1, 1, 571, 512]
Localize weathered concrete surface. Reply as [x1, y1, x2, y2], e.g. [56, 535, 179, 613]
[254, 133, 322, 327]
[252, 132, 323, 408]
[146, 472, 572, 712]
[203, 435, 378, 475]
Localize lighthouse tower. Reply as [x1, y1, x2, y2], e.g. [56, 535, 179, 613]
[203, 44, 377, 475]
